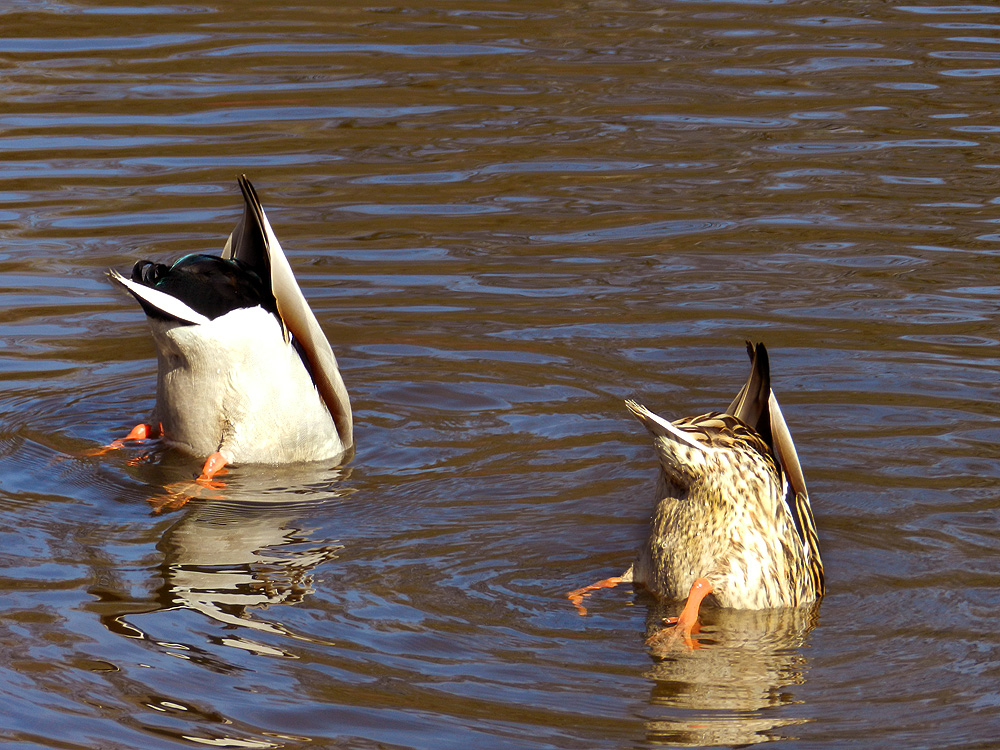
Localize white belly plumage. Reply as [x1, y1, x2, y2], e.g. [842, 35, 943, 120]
[149, 306, 346, 464]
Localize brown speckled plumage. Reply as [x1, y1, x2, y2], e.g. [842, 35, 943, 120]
[625, 342, 824, 610]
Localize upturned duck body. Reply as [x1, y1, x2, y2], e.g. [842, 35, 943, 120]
[108, 176, 352, 481]
[569, 342, 823, 645]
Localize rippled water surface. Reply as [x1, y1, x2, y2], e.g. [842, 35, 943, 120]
[2, 0, 1000, 747]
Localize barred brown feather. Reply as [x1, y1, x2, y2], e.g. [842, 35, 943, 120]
[626, 342, 824, 610]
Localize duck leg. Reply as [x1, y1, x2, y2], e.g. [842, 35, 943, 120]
[117, 422, 160, 443]
[198, 451, 228, 482]
[567, 575, 629, 616]
[646, 577, 713, 650]
[147, 452, 230, 513]
[83, 422, 161, 456]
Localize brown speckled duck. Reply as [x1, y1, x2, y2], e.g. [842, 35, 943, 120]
[569, 342, 824, 647]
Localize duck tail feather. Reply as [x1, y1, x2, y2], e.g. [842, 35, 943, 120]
[240, 177, 355, 450]
[726, 341, 771, 444]
[108, 269, 210, 326]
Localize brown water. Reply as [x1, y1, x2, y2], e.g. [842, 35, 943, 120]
[1, 0, 999, 747]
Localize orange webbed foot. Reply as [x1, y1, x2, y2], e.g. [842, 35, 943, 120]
[148, 481, 225, 513]
[567, 576, 628, 616]
[197, 451, 228, 482]
[646, 577, 713, 651]
[82, 423, 161, 457]
[147, 452, 230, 513]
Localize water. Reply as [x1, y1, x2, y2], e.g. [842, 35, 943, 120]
[1, 0, 999, 747]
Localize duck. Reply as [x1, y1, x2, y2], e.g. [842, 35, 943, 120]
[106, 175, 353, 483]
[569, 342, 823, 647]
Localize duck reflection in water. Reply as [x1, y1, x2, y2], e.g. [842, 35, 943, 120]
[92, 468, 349, 658]
[570, 342, 824, 650]
[642, 603, 819, 746]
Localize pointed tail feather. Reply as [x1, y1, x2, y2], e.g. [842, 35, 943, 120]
[768, 392, 807, 503]
[231, 176, 354, 450]
[625, 400, 707, 451]
[223, 175, 270, 274]
[726, 341, 772, 446]
[625, 399, 709, 486]
[108, 269, 210, 326]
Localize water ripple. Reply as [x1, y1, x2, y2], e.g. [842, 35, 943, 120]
[201, 42, 528, 58]
[632, 114, 795, 129]
[0, 34, 206, 52]
[765, 137, 980, 153]
[535, 219, 736, 244]
[897, 5, 1000, 14]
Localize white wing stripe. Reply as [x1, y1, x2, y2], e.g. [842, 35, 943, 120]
[108, 270, 211, 326]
